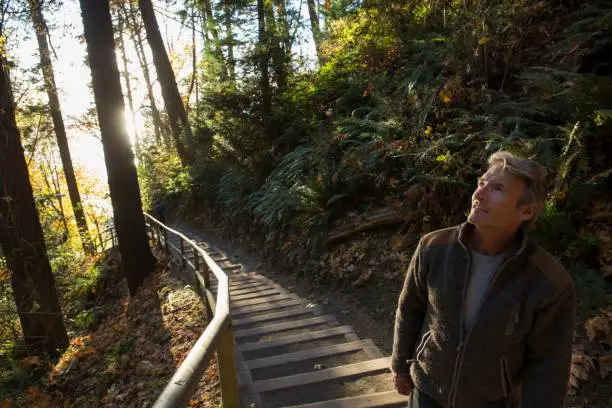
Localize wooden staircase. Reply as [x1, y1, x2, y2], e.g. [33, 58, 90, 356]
[178, 234, 409, 408]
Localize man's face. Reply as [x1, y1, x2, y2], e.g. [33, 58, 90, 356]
[468, 166, 534, 231]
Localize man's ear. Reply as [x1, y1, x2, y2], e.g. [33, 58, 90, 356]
[519, 204, 536, 222]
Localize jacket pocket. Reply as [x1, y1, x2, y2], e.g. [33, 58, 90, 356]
[505, 303, 521, 336]
[415, 330, 433, 366]
[500, 357, 512, 397]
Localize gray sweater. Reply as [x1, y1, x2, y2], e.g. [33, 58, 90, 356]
[463, 250, 507, 331]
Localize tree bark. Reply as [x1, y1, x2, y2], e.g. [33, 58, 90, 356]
[223, 0, 236, 84]
[79, 0, 155, 295]
[201, 0, 226, 73]
[138, 0, 194, 165]
[116, 7, 140, 151]
[0, 57, 69, 355]
[28, 0, 94, 254]
[123, 1, 166, 145]
[186, 10, 198, 120]
[306, 0, 322, 61]
[274, 0, 291, 59]
[264, 0, 286, 90]
[257, 0, 272, 121]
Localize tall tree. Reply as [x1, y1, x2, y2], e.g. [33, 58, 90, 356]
[264, 0, 286, 89]
[306, 0, 322, 61]
[223, 0, 236, 84]
[186, 8, 198, 119]
[0, 55, 69, 355]
[28, 0, 94, 254]
[122, 1, 166, 145]
[201, 0, 226, 73]
[257, 0, 272, 122]
[79, 0, 155, 295]
[138, 0, 194, 165]
[274, 0, 291, 60]
[115, 6, 140, 151]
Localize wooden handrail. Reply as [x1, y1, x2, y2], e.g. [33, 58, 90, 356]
[143, 213, 241, 408]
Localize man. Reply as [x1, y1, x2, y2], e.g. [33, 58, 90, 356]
[391, 151, 575, 408]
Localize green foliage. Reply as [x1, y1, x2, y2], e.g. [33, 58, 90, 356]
[570, 262, 609, 320]
[139, 0, 612, 282]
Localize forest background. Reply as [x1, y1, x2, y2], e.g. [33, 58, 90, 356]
[0, 0, 611, 406]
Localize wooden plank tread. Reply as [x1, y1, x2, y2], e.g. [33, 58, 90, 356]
[244, 339, 373, 370]
[231, 299, 304, 317]
[253, 357, 391, 392]
[229, 284, 278, 296]
[234, 315, 336, 339]
[232, 307, 315, 327]
[231, 288, 282, 301]
[232, 293, 294, 308]
[237, 325, 357, 353]
[284, 390, 409, 408]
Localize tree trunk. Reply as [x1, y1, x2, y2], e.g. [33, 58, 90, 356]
[186, 10, 198, 120]
[264, 0, 286, 90]
[202, 0, 226, 72]
[79, 0, 155, 295]
[0, 57, 69, 355]
[223, 0, 236, 84]
[28, 0, 94, 254]
[138, 0, 194, 165]
[123, 1, 166, 145]
[306, 0, 322, 61]
[274, 0, 291, 59]
[257, 0, 272, 121]
[116, 7, 140, 151]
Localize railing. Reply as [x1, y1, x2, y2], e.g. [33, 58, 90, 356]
[98, 225, 117, 251]
[143, 213, 241, 408]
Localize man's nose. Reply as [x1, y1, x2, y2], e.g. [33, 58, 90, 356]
[473, 186, 486, 201]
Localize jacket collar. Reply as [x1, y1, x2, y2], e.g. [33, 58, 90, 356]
[457, 221, 532, 260]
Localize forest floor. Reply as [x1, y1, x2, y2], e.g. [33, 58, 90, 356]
[172, 212, 612, 408]
[1, 249, 221, 408]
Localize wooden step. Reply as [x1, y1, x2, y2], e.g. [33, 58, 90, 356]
[237, 326, 357, 353]
[232, 307, 315, 327]
[232, 293, 294, 308]
[212, 278, 267, 291]
[284, 390, 409, 408]
[230, 284, 277, 296]
[244, 340, 375, 370]
[231, 288, 282, 301]
[253, 357, 391, 393]
[234, 315, 337, 340]
[231, 299, 304, 317]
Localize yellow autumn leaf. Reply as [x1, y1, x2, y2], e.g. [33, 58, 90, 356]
[424, 126, 432, 136]
[478, 36, 489, 45]
[439, 88, 452, 104]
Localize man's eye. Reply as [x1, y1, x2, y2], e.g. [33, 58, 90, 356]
[493, 185, 503, 191]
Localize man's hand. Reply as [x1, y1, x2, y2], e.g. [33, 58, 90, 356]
[392, 371, 414, 395]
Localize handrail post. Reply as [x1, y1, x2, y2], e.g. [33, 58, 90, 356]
[163, 228, 169, 253]
[217, 323, 241, 408]
[203, 263, 211, 288]
[194, 249, 200, 273]
[180, 238, 186, 270]
[156, 224, 162, 248]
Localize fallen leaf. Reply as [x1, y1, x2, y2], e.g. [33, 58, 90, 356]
[599, 355, 612, 378]
[585, 315, 612, 345]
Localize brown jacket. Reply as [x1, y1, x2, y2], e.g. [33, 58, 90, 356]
[392, 223, 575, 408]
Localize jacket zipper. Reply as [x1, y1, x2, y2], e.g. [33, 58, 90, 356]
[447, 252, 471, 407]
[447, 254, 515, 408]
